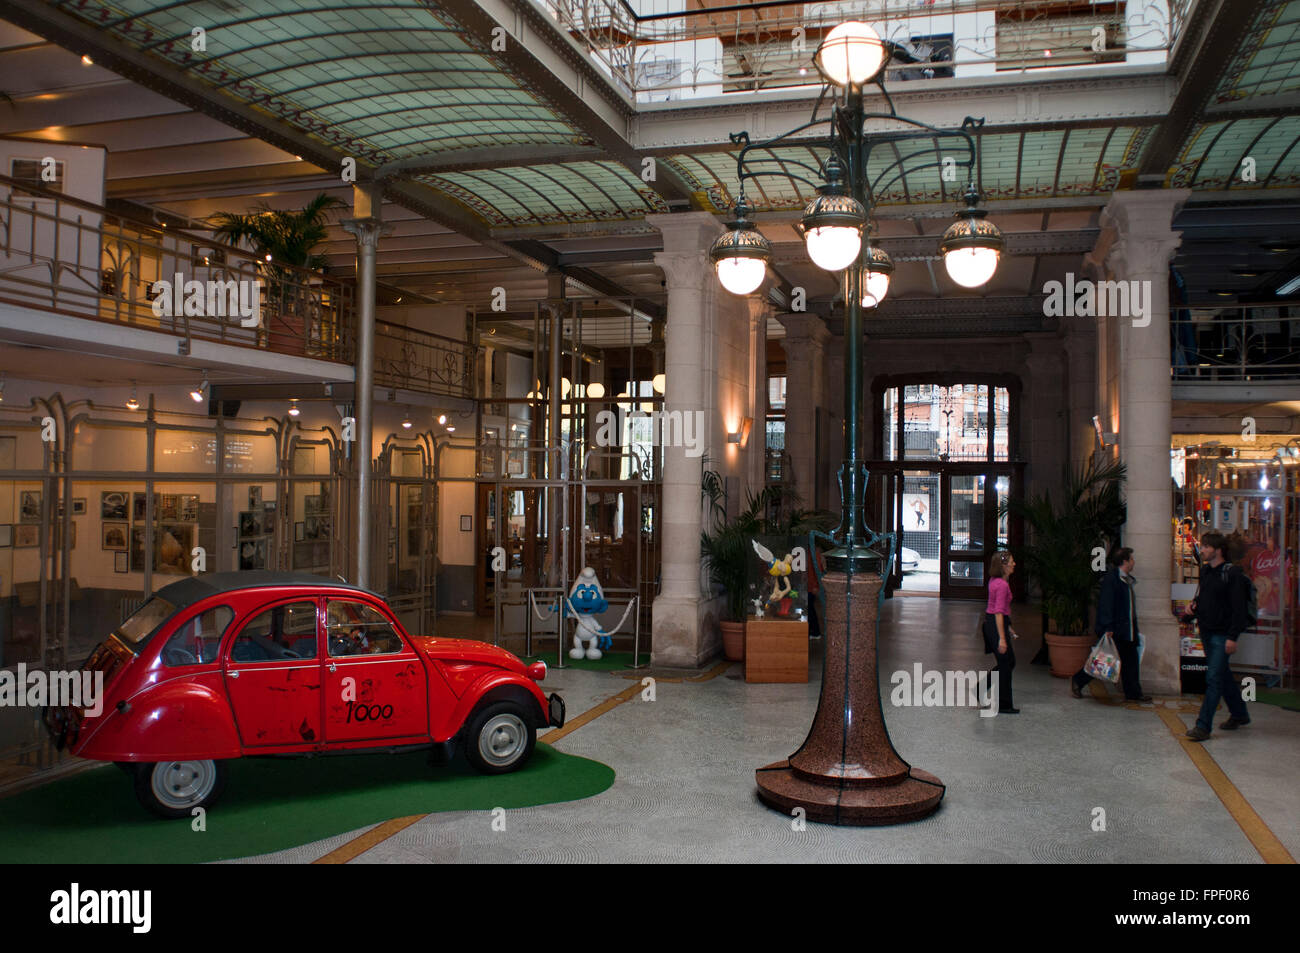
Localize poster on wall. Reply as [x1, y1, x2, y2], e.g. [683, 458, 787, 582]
[902, 493, 930, 532]
[101, 491, 128, 521]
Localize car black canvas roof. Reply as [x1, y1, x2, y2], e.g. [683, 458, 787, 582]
[153, 571, 372, 611]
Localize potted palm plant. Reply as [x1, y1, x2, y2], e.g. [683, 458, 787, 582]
[999, 457, 1126, 676]
[208, 193, 345, 353]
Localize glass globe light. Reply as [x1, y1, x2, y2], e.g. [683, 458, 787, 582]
[859, 241, 894, 308]
[586, 381, 605, 399]
[652, 373, 665, 395]
[939, 186, 1003, 289]
[800, 156, 866, 272]
[710, 198, 771, 296]
[815, 21, 888, 87]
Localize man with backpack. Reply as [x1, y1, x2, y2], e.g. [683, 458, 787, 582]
[1185, 532, 1252, 742]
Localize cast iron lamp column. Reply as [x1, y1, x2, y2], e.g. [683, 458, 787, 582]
[709, 20, 1002, 824]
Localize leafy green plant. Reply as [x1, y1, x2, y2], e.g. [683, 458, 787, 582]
[999, 457, 1126, 635]
[699, 471, 834, 622]
[208, 193, 344, 272]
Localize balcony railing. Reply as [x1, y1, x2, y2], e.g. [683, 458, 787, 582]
[1172, 304, 1300, 382]
[374, 320, 475, 399]
[0, 174, 355, 363]
[540, 0, 1182, 100]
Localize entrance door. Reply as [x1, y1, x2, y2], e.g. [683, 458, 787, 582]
[942, 473, 994, 598]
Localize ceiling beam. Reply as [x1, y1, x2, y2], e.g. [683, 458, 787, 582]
[428, 0, 696, 207]
[376, 144, 605, 176]
[1139, 0, 1267, 178]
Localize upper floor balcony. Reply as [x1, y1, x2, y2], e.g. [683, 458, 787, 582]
[0, 175, 473, 401]
[1172, 301, 1300, 401]
[542, 0, 1189, 102]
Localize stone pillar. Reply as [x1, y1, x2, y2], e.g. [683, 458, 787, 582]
[1022, 333, 1067, 498]
[747, 297, 770, 498]
[648, 212, 724, 668]
[777, 312, 830, 503]
[342, 189, 392, 589]
[1098, 189, 1190, 695]
[1063, 321, 1098, 473]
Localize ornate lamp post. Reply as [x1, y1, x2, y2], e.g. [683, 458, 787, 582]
[710, 21, 1003, 824]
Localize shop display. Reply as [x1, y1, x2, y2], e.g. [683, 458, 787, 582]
[43, 573, 565, 818]
[747, 535, 808, 619]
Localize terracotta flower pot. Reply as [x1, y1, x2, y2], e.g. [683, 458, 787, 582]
[1044, 632, 1093, 678]
[720, 620, 746, 661]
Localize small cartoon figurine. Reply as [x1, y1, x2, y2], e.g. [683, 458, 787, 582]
[563, 567, 635, 660]
[752, 539, 799, 617]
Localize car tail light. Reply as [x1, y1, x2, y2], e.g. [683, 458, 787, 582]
[527, 661, 547, 682]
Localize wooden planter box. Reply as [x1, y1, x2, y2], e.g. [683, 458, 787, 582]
[744, 617, 808, 683]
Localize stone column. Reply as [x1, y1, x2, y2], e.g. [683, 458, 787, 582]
[1022, 333, 1067, 499]
[777, 312, 830, 503]
[342, 188, 392, 589]
[747, 297, 770, 498]
[1063, 321, 1098, 473]
[648, 212, 724, 668]
[1098, 189, 1190, 696]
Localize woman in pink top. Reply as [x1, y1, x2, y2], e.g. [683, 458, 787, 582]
[982, 551, 1019, 713]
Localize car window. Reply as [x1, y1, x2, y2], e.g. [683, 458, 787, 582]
[326, 600, 404, 657]
[230, 601, 318, 663]
[162, 605, 234, 666]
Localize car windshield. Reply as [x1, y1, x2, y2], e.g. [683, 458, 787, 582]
[114, 597, 179, 651]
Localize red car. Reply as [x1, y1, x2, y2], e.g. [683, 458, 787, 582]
[44, 572, 564, 818]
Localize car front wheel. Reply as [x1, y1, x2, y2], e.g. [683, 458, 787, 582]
[464, 701, 536, 775]
[133, 759, 228, 819]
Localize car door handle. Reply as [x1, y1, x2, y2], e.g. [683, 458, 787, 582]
[228, 670, 239, 678]
[329, 662, 336, 673]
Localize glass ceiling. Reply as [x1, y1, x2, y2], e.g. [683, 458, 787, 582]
[48, 0, 1300, 232]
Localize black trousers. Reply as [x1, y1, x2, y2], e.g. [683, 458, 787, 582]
[1074, 636, 1143, 699]
[983, 613, 1015, 709]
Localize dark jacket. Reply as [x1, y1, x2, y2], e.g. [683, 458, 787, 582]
[1096, 568, 1138, 643]
[1194, 561, 1249, 639]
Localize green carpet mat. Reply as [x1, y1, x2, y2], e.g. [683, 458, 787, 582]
[1256, 689, 1300, 711]
[0, 745, 613, 864]
[527, 651, 650, 672]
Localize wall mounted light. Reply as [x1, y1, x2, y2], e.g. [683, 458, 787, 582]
[438, 413, 447, 425]
[126, 382, 140, 411]
[728, 417, 754, 448]
[401, 411, 412, 430]
[1092, 415, 1116, 447]
[288, 399, 300, 418]
[190, 371, 208, 403]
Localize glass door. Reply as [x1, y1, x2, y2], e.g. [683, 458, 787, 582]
[942, 473, 989, 598]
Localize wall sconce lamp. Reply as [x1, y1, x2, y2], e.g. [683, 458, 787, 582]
[1092, 415, 1117, 447]
[728, 417, 754, 448]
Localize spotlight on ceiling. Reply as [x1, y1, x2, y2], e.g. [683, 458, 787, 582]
[190, 372, 208, 403]
[402, 411, 412, 430]
[126, 382, 140, 411]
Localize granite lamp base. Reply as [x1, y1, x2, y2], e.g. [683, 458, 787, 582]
[754, 568, 945, 826]
[756, 761, 944, 825]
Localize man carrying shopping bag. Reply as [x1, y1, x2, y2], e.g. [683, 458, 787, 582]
[1071, 547, 1152, 701]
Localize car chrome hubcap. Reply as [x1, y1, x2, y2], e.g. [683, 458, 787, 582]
[153, 760, 216, 809]
[479, 714, 526, 766]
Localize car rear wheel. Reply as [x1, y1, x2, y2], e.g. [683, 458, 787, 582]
[133, 759, 227, 819]
[464, 701, 535, 775]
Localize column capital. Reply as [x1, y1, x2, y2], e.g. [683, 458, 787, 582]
[747, 296, 773, 325]
[777, 311, 830, 348]
[1098, 189, 1190, 278]
[341, 217, 393, 248]
[647, 211, 725, 255]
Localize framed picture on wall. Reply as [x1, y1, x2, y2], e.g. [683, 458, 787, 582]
[0, 524, 11, 547]
[102, 521, 128, 551]
[179, 495, 198, 522]
[72, 498, 87, 516]
[129, 526, 148, 573]
[295, 521, 305, 542]
[20, 490, 42, 522]
[15, 524, 38, 548]
[102, 491, 128, 521]
[159, 494, 178, 521]
[156, 523, 193, 574]
[114, 551, 128, 573]
[249, 486, 262, 508]
[460, 515, 472, 532]
[238, 511, 261, 538]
